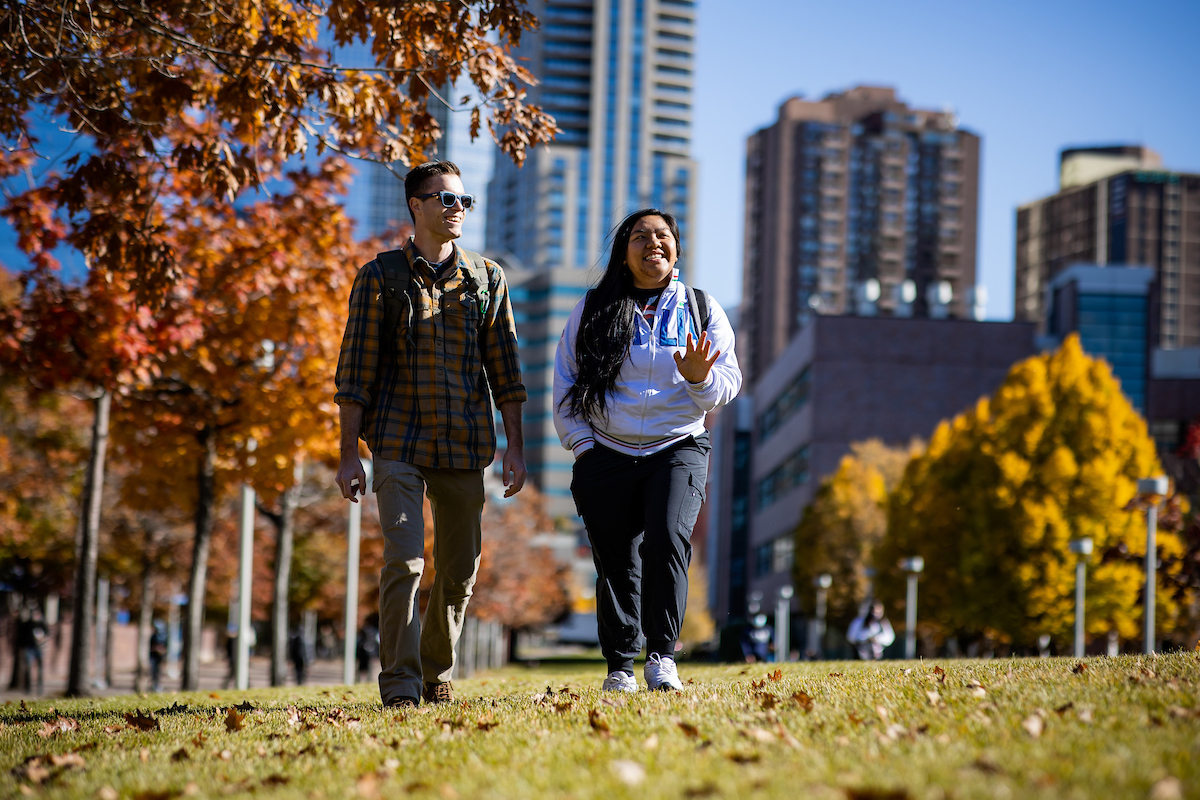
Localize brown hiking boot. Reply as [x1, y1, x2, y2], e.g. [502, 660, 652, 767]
[422, 681, 453, 704]
[384, 696, 418, 710]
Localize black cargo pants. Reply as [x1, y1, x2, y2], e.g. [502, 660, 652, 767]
[570, 433, 709, 675]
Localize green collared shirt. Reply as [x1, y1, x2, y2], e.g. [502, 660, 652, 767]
[334, 241, 526, 469]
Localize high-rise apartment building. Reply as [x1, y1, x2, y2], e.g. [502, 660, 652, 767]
[742, 86, 982, 382]
[486, 0, 699, 513]
[1015, 145, 1200, 350]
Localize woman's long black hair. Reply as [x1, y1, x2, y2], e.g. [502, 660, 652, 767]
[560, 208, 681, 424]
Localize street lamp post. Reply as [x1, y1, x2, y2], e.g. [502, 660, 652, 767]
[1136, 476, 1169, 655]
[811, 574, 832, 659]
[1068, 538, 1093, 659]
[899, 557, 924, 659]
[236, 484, 255, 690]
[775, 585, 794, 662]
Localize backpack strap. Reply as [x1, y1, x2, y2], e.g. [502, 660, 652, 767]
[684, 285, 711, 338]
[376, 248, 415, 347]
[457, 247, 492, 318]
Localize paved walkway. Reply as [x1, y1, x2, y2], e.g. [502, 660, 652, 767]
[1, 656, 379, 702]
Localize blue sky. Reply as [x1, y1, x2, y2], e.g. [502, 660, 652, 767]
[691, 0, 1200, 318]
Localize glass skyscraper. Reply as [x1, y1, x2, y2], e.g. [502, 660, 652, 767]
[486, 0, 697, 274]
[485, 0, 699, 516]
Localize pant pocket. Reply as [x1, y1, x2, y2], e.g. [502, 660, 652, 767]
[676, 473, 705, 534]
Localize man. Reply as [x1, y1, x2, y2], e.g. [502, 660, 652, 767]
[335, 160, 526, 709]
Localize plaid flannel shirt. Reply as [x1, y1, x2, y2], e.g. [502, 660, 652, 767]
[334, 241, 526, 469]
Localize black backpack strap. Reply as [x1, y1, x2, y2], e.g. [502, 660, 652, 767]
[684, 285, 710, 337]
[457, 247, 492, 319]
[376, 249, 413, 346]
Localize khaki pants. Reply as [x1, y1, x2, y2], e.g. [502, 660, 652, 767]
[372, 457, 484, 703]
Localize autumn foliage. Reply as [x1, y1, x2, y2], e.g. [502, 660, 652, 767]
[1, 0, 557, 301]
[792, 439, 920, 632]
[875, 334, 1189, 648]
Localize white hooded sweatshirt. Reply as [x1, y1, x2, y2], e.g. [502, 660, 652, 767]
[553, 278, 742, 459]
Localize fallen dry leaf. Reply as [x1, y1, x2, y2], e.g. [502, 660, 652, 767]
[768, 669, 783, 682]
[926, 689, 943, 707]
[132, 791, 181, 800]
[476, 719, 500, 731]
[643, 734, 659, 750]
[844, 789, 911, 800]
[225, 707, 246, 732]
[683, 783, 718, 798]
[1021, 715, 1044, 738]
[1149, 776, 1184, 800]
[97, 786, 120, 800]
[740, 727, 775, 743]
[48, 752, 86, 769]
[609, 759, 646, 786]
[262, 775, 290, 786]
[124, 711, 160, 732]
[757, 692, 778, 710]
[170, 747, 189, 762]
[553, 700, 573, 714]
[726, 749, 762, 764]
[1054, 702, 1074, 716]
[792, 691, 814, 711]
[589, 708, 611, 736]
[677, 720, 701, 738]
[1071, 662, 1088, 674]
[357, 773, 380, 799]
[37, 716, 80, 737]
[139, 748, 150, 763]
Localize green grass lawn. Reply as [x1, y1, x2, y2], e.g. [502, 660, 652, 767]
[3, 653, 1198, 799]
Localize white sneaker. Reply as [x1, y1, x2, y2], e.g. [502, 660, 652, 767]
[643, 653, 683, 691]
[602, 671, 638, 693]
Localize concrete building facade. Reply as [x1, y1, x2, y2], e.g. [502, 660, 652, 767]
[709, 316, 1037, 627]
[1015, 145, 1200, 351]
[742, 87, 983, 383]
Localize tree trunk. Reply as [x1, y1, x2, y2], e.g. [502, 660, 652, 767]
[269, 458, 304, 687]
[135, 525, 157, 692]
[181, 426, 217, 691]
[66, 389, 111, 697]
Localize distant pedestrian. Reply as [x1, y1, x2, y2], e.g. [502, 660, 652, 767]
[741, 613, 773, 663]
[15, 603, 47, 695]
[356, 613, 380, 683]
[288, 625, 308, 686]
[148, 619, 168, 692]
[847, 599, 895, 660]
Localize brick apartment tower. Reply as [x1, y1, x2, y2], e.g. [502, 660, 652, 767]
[1015, 145, 1200, 349]
[742, 86, 981, 382]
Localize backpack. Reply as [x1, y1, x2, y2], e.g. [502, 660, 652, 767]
[585, 285, 711, 334]
[684, 285, 711, 336]
[376, 246, 491, 345]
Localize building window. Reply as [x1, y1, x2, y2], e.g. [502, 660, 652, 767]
[756, 445, 810, 510]
[754, 543, 773, 578]
[758, 367, 810, 441]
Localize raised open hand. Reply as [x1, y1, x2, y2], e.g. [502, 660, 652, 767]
[673, 331, 721, 385]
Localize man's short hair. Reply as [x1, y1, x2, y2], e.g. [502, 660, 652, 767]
[404, 160, 462, 222]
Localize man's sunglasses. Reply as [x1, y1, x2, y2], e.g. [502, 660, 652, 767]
[416, 191, 475, 209]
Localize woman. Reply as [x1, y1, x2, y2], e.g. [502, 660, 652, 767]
[553, 209, 742, 692]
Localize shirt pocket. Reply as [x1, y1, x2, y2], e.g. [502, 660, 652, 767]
[442, 287, 482, 359]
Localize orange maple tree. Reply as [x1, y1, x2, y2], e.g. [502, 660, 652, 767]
[2, 0, 557, 300]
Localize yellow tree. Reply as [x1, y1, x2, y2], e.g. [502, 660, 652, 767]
[876, 335, 1186, 650]
[792, 439, 919, 632]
